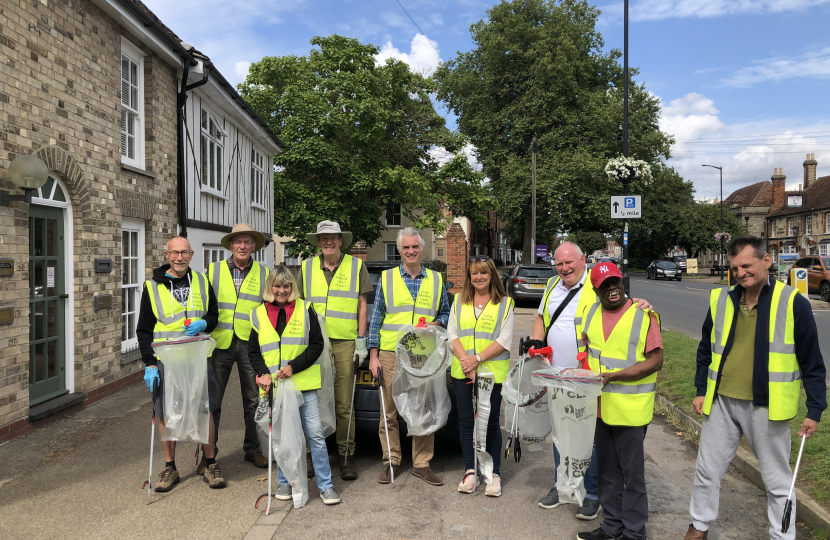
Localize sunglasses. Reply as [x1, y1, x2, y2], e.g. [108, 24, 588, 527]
[468, 255, 490, 263]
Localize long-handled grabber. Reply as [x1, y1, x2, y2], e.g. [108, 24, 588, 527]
[255, 383, 275, 515]
[506, 346, 526, 463]
[377, 365, 394, 483]
[344, 354, 360, 469]
[782, 434, 807, 533]
[142, 379, 158, 504]
[472, 372, 479, 490]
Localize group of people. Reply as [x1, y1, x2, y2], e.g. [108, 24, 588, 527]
[138, 220, 825, 540]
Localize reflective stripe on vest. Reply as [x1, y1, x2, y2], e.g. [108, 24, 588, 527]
[540, 269, 597, 353]
[703, 281, 800, 421]
[379, 267, 442, 351]
[146, 271, 209, 347]
[584, 302, 658, 426]
[451, 296, 513, 383]
[251, 299, 320, 392]
[209, 260, 268, 348]
[302, 254, 362, 339]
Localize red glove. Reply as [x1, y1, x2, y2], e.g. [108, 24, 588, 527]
[577, 352, 590, 370]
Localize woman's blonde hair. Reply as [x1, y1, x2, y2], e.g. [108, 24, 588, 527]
[263, 265, 300, 303]
[459, 257, 506, 306]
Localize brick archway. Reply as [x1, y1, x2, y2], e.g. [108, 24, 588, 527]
[33, 146, 90, 211]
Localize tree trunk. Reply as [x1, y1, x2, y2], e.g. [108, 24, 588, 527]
[521, 214, 533, 264]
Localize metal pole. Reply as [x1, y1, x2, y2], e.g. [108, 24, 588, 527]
[720, 167, 723, 280]
[532, 138, 538, 263]
[622, 0, 630, 297]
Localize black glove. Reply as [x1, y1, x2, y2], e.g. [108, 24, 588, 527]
[523, 339, 546, 355]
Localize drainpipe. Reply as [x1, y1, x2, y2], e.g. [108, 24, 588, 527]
[176, 57, 211, 238]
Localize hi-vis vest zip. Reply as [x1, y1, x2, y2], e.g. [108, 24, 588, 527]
[379, 267, 442, 351]
[302, 254, 362, 340]
[583, 302, 659, 426]
[250, 299, 321, 392]
[452, 297, 514, 383]
[146, 271, 209, 350]
[703, 281, 801, 421]
[540, 269, 596, 353]
[208, 260, 269, 348]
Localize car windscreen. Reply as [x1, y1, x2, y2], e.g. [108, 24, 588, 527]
[517, 267, 555, 279]
[656, 261, 677, 269]
[823, 258, 830, 268]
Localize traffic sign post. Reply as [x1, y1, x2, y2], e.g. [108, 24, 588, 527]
[791, 268, 808, 295]
[610, 195, 642, 219]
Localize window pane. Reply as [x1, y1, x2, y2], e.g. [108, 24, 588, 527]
[217, 150, 222, 191]
[131, 231, 138, 257]
[131, 61, 138, 84]
[122, 56, 129, 83]
[201, 136, 208, 184]
[47, 299, 57, 338]
[201, 110, 207, 129]
[131, 258, 138, 284]
[34, 218, 44, 256]
[41, 176, 54, 200]
[210, 142, 215, 188]
[131, 87, 138, 110]
[128, 133, 135, 160]
[53, 184, 66, 202]
[34, 343, 46, 383]
[46, 219, 57, 257]
[122, 231, 130, 257]
[204, 250, 210, 269]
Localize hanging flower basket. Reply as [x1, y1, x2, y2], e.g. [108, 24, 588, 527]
[605, 156, 653, 184]
[714, 232, 732, 243]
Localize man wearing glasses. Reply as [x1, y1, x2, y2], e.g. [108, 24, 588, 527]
[368, 226, 451, 486]
[137, 235, 223, 490]
[207, 224, 270, 471]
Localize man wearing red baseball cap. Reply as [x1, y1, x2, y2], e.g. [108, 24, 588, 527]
[576, 261, 664, 540]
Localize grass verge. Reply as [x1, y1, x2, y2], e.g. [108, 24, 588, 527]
[658, 329, 830, 509]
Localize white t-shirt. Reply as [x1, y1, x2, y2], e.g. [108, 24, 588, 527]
[536, 271, 588, 372]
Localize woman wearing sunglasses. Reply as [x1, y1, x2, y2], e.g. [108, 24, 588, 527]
[447, 255, 514, 497]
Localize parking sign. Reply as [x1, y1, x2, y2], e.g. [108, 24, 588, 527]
[611, 195, 642, 219]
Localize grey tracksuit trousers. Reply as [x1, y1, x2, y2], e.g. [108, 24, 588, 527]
[690, 395, 794, 540]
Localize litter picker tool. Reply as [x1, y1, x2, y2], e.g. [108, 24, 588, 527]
[505, 339, 525, 463]
[343, 353, 360, 468]
[472, 373, 479, 489]
[377, 365, 394, 483]
[255, 383, 275, 515]
[782, 433, 807, 534]
[142, 378, 158, 504]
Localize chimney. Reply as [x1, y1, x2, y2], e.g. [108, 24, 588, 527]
[803, 153, 817, 190]
[771, 167, 786, 211]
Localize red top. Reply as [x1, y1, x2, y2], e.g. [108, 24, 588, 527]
[582, 299, 663, 355]
[265, 300, 295, 329]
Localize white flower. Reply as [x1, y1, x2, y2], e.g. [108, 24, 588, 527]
[605, 156, 653, 183]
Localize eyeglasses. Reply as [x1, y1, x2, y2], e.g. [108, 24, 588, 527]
[468, 255, 490, 263]
[165, 250, 192, 258]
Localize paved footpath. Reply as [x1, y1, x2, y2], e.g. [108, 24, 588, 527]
[0, 308, 818, 539]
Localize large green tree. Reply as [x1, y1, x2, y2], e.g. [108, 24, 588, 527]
[239, 35, 489, 257]
[434, 0, 672, 262]
[674, 202, 743, 260]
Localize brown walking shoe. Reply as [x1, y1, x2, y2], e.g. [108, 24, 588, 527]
[377, 463, 401, 484]
[245, 451, 269, 468]
[155, 466, 180, 492]
[683, 525, 708, 540]
[306, 452, 315, 479]
[197, 452, 207, 475]
[340, 455, 358, 481]
[203, 463, 226, 489]
[412, 466, 442, 486]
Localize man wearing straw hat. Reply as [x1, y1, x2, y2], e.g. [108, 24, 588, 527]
[206, 223, 270, 471]
[296, 220, 374, 481]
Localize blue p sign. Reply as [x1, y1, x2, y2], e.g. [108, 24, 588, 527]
[625, 197, 635, 208]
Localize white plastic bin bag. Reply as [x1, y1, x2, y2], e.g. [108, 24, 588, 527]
[151, 335, 216, 444]
[391, 324, 452, 436]
[316, 314, 337, 438]
[502, 354, 552, 451]
[532, 368, 603, 506]
[261, 377, 308, 509]
[474, 371, 496, 485]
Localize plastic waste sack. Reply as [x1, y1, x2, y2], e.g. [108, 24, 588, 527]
[316, 314, 337, 437]
[256, 377, 309, 509]
[474, 371, 496, 486]
[532, 368, 603, 506]
[502, 354, 552, 451]
[151, 335, 216, 444]
[391, 324, 452, 436]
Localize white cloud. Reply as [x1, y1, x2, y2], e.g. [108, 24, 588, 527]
[376, 33, 442, 75]
[429, 13, 444, 26]
[599, 0, 830, 24]
[234, 61, 252, 80]
[429, 143, 481, 171]
[720, 47, 830, 88]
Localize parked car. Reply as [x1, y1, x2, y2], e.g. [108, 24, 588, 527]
[587, 257, 617, 271]
[673, 256, 688, 272]
[787, 257, 830, 301]
[504, 264, 557, 304]
[646, 260, 682, 281]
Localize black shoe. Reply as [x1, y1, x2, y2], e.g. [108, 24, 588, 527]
[340, 455, 358, 481]
[538, 487, 564, 509]
[576, 498, 602, 520]
[576, 527, 622, 540]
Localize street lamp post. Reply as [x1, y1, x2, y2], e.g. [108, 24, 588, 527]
[621, 0, 630, 297]
[531, 138, 538, 263]
[703, 164, 724, 279]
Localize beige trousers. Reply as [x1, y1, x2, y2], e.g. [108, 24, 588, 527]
[331, 339, 357, 456]
[377, 349, 434, 468]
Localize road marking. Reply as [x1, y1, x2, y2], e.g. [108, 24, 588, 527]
[685, 287, 711, 292]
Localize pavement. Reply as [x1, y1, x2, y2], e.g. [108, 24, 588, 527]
[0, 306, 821, 539]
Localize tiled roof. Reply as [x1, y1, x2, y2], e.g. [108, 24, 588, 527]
[768, 175, 830, 217]
[724, 181, 772, 208]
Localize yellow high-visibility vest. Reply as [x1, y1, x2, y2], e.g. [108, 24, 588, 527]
[250, 299, 321, 392]
[378, 267, 442, 351]
[540, 269, 596, 353]
[301, 254, 362, 340]
[145, 271, 209, 352]
[703, 281, 801, 421]
[451, 297, 514, 383]
[208, 260, 269, 348]
[583, 302, 659, 426]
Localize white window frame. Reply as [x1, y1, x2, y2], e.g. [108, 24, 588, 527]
[787, 218, 796, 236]
[251, 147, 267, 209]
[120, 37, 145, 169]
[826, 213, 830, 234]
[806, 215, 812, 235]
[782, 243, 797, 255]
[819, 243, 829, 257]
[385, 202, 402, 228]
[282, 244, 300, 266]
[770, 220, 776, 238]
[203, 245, 229, 269]
[385, 242, 401, 261]
[121, 218, 145, 352]
[251, 249, 265, 263]
[200, 107, 226, 197]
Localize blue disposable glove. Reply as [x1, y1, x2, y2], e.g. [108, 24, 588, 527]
[144, 366, 159, 392]
[185, 319, 207, 336]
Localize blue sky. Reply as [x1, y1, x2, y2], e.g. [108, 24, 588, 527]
[143, 0, 830, 200]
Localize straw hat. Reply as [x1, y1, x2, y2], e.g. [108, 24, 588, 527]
[306, 220, 353, 249]
[221, 223, 266, 252]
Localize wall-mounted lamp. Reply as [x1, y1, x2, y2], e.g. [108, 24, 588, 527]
[1, 155, 49, 206]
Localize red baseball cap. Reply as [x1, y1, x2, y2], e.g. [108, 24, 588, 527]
[591, 262, 623, 289]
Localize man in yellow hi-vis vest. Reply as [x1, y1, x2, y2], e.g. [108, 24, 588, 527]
[684, 237, 825, 540]
[207, 224, 270, 471]
[297, 221, 373, 481]
[368, 227, 451, 486]
[576, 261, 663, 540]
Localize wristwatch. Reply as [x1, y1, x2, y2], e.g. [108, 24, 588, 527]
[476, 354, 481, 364]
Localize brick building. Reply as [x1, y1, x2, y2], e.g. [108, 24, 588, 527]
[0, 0, 280, 439]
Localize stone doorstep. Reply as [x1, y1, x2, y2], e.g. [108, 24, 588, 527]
[654, 394, 830, 534]
[28, 392, 86, 421]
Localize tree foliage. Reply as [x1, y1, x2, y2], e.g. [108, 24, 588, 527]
[566, 231, 607, 256]
[239, 35, 490, 257]
[674, 202, 743, 260]
[434, 0, 672, 261]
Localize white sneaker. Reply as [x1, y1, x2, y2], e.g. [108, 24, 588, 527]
[485, 474, 502, 497]
[458, 470, 477, 493]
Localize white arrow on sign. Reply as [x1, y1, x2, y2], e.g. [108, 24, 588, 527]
[611, 195, 642, 219]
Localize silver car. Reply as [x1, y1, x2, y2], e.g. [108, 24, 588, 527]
[504, 264, 557, 304]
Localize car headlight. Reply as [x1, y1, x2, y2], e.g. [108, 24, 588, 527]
[657, 269, 664, 273]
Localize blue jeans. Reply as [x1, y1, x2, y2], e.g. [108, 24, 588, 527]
[452, 377, 502, 475]
[553, 442, 598, 500]
[277, 390, 333, 493]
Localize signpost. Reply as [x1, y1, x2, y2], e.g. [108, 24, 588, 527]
[610, 196, 642, 219]
[687, 259, 699, 275]
[791, 268, 808, 295]
[535, 244, 548, 260]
